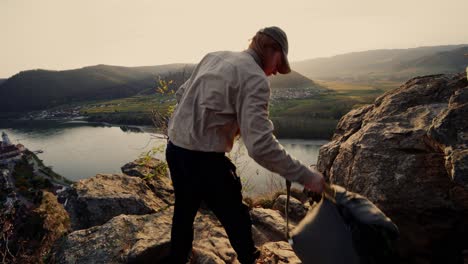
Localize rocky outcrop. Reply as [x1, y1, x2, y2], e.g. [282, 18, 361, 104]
[317, 72, 468, 263]
[251, 208, 295, 242]
[53, 207, 174, 264]
[54, 155, 307, 263]
[33, 191, 71, 259]
[121, 157, 175, 205]
[61, 173, 171, 230]
[53, 205, 300, 264]
[272, 195, 308, 222]
[54, 207, 239, 264]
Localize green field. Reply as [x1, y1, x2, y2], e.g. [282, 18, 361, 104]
[315, 79, 400, 91]
[80, 94, 174, 125]
[73, 81, 398, 139]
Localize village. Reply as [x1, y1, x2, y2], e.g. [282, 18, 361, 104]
[22, 106, 84, 120]
[0, 131, 71, 214]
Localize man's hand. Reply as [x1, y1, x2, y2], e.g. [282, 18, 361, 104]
[303, 166, 325, 193]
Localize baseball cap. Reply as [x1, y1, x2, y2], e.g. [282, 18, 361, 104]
[258, 26, 291, 74]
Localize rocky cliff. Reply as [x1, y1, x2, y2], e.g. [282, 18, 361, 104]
[317, 72, 468, 263]
[51, 157, 304, 263]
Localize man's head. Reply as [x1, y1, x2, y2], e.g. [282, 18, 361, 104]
[249, 26, 291, 76]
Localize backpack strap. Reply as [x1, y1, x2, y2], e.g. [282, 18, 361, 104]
[323, 182, 336, 203]
[285, 179, 292, 241]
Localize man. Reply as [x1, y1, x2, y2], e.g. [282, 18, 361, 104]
[166, 26, 325, 264]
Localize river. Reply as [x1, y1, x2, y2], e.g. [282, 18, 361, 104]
[0, 119, 328, 197]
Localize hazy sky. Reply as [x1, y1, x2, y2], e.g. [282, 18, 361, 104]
[1, 0, 467, 78]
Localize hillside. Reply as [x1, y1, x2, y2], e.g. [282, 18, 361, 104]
[396, 46, 468, 74]
[0, 64, 195, 112]
[0, 63, 324, 113]
[292, 44, 468, 82]
[269, 70, 320, 89]
[268, 71, 327, 99]
[2, 45, 467, 114]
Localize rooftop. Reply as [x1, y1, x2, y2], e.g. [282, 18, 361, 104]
[0, 144, 20, 153]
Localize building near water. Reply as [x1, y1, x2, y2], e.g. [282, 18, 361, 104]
[0, 132, 25, 165]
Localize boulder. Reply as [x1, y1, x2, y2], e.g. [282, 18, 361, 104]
[121, 157, 175, 205]
[53, 207, 174, 264]
[54, 208, 242, 264]
[54, 208, 241, 264]
[272, 195, 308, 222]
[250, 208, 294, 242]
[191, 211, 240, 263]
[121, 157, 167, 179]
[317, 72, 468, 262]
[61, 173, 170, 230]
[53, 204, 303, 263]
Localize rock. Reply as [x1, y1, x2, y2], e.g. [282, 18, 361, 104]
[121, 157, 167, 179]
[195, 210, 298, 263]
[272, 195, 308, 222]
[54, 208, 242, 264]
[257, 241, 301, 264]
[250, 208, 294, 242]
[61, 174, 170, 230]
[53, 207, 174, 264]
[191, 248, 226, 264]
[251, 225, 272, 247]
[54, 204, 304, 264]
[53, 157, 304, 263]
[428, 86, 468, 188]
[121, 157, 175, 205]
[53, 208, 223, 263]
[317, 72, 468, 262]
[33, 191, 71, 258]
[192, 212, 240, 263]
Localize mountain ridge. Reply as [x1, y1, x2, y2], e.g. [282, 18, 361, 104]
[0, 64, 323, 113]
[292, 44, 468, 81]
[2, 44, 467, 113]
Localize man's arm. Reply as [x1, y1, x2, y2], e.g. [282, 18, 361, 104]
[236, 75, 324, 192]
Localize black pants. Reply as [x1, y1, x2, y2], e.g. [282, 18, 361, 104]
[165, 141, 259, 264]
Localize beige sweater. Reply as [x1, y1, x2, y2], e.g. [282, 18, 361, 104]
[168, 49, 315, 184]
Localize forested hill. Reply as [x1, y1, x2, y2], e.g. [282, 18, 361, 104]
[0, 64, 324, 113]
[269, 70, 323, 90]
[292, 45, 468, 82]
[0, 64, 195, 112]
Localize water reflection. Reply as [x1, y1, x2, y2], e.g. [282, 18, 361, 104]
[0, 119, 327, 197]
[119, 125, 144, 133]
[0, 119, 165, 182]
[231, 139, 328, 196]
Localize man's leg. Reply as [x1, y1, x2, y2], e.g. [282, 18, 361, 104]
[203, 156, 260, 264]
[166, 142, 202, 264]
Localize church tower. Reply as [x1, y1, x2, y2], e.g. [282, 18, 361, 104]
[1, 132, 12, 146]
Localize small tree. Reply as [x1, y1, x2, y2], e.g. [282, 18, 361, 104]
[138, 74, 183, 173]
[150, 76, 175, 139]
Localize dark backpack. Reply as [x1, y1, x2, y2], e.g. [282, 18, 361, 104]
[288, 184, 399, 264]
